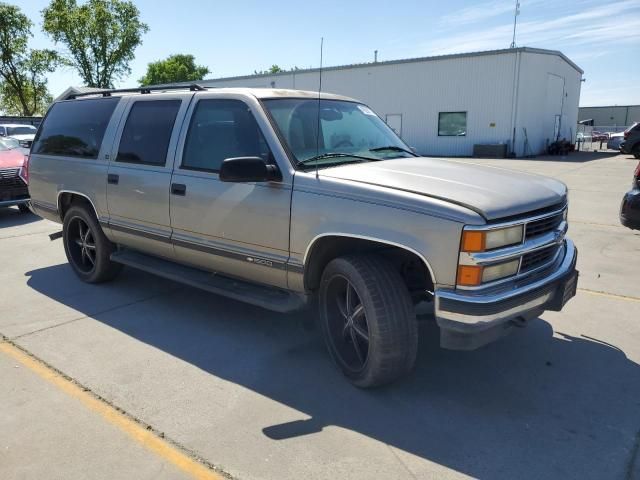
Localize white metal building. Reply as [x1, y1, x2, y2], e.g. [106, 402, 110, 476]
[197, 47, 583, 157]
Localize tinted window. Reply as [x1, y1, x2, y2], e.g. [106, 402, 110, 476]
[32, 98, 119, 158]
[116, 100, 181, 166]
[438, 112, 467, 136]
[182, 99, 271, 172]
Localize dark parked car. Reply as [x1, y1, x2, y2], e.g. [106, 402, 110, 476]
[620, 122, 640, 159]
[620, 161, 640, 230]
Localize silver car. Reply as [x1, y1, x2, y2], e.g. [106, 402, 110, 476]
[27, 86, 578, 387]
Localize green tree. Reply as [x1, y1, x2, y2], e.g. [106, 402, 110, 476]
[139, 54, 209, 86]
[254, 64, 284, 75]
[0, 3, 58, 116]
[42, 0, 148, 88]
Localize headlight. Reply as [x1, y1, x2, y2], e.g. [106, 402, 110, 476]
[457, 259, 520, 286]
[461, 225, 524, 252]
[482, 259, 520, 282]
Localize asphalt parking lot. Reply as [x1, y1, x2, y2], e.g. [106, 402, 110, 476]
[1, 152, 639, 480]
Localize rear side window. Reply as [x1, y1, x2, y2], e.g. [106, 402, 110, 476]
[116, 100, 181, 166]
[181, 99, 271, 172]
[32, 98, 119, 158]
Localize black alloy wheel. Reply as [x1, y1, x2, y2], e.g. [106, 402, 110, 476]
[67, 216, 97, 274]
[325, 274, 371, 372]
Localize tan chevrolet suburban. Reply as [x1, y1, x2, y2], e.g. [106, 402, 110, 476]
[27, 85, 578, 387]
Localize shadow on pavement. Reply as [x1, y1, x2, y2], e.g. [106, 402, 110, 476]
[0, 207, 40, 228]
[24, 264, 640, 479]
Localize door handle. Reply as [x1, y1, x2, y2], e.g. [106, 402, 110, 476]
[107, 174, 119, 185]
[171, 183, 186, 196]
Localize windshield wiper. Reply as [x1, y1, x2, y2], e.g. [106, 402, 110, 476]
[297, 152, 380, 167]
[369, 145, 418, 157]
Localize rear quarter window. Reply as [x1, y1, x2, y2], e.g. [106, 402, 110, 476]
[32, 97, 120, 159]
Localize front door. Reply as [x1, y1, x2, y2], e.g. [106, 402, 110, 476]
[169, 95, 292, 288]
[106, 94, 191, 259]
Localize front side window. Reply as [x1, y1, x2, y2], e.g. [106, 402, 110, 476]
[263, 98, 413, 168]
[32, 98, 120, 158]
[182, 99, 271, 173]
[438, 112, 467, 136]
[117, 100, 181, 166]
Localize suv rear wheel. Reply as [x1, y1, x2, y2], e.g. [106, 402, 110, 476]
[63, 205, 122, 283]
[319, 255, 418, 387]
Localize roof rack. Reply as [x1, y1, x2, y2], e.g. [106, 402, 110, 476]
[69, 83, 207, 99]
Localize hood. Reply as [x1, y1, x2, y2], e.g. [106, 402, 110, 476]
[319, 157, 567, 221]
[0, 149, 26, 169]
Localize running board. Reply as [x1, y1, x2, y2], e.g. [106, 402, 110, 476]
[110, 250, 308, 313]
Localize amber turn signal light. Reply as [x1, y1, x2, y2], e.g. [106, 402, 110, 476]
[461, 231, 485, 252]
[457, 265, 483, 286]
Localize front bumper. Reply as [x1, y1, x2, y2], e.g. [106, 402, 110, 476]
[435, 239, 578, 350]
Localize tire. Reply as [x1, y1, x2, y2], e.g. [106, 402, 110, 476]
[633, 144, 640, 159]
[319, 254, 418, 388]
[62, 204, 122, 283]
[17, 203, 30, 214]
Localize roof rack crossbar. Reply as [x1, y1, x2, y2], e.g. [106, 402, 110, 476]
[68, 83, 207, 99]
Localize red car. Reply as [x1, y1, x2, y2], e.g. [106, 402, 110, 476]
[0, 137, 30, 213]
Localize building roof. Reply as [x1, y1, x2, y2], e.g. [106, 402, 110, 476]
[198, 47, 583, 85]
[54, 86, 104, 102]
[579, 105, 640, 109]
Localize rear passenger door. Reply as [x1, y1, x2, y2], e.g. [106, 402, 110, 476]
[169, 95, 292, 289]
[106, 94, 192, 259]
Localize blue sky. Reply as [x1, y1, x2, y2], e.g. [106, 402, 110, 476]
[19, 0, 640, 106]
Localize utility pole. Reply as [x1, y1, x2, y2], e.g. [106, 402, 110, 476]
[510, 0, 520, 48]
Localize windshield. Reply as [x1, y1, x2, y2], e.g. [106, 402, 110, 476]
[263, 99, 414, 168]
[0, 137, 20, 151]
[7, 126, 36, 136]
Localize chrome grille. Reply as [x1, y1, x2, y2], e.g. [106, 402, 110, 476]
[0, 168, 19, 178]
[520, 245, 559, 273]
[526, 211, 564, 239]
[0, 168, 25, 188]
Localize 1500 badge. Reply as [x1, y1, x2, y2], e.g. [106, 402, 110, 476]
[246, 256, 273, 267]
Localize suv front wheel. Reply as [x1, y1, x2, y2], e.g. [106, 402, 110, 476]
[63, 205, 122, 283]
[319, 255, 418, 388]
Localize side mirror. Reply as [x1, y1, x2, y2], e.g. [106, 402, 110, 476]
[219, 156, 281, 183]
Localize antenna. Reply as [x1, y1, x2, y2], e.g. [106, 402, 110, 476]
[315, 37, 324, 179]
[510, 0, 520, 48]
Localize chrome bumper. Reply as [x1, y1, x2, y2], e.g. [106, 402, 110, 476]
[435, 239, 577, 332]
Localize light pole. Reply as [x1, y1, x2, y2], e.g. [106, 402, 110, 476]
[510, 0, 520, 48]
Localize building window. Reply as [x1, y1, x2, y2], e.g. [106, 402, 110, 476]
[438, 112, 467, 136]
